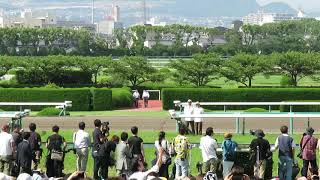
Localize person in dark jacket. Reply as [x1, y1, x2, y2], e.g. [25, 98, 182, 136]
[28, 123, 42, 170]
[17, 132, 32, 175]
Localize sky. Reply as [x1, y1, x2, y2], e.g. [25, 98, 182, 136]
[257, 0, 320, 12]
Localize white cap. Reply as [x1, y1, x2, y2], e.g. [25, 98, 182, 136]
[0, 173, 11, 180]
[187, 99, 192, 103]
[17, 173, 32, 180]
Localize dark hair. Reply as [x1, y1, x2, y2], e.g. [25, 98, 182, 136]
[131, 126, 138, 135]
[179, 127, 186, 135]
[13, 124, 20, 129]
[52, 125, 59, 133]
[22, 132, 31, 140]
[94, 119, 102, 127]
[121, 132, 128, 141]
[205, 127, 214, 136]
[280, 125, 288, 134]
[79, 122, 85, 130]
[158, 131, 166, 146]
[29, 123, 36, 132]
[111, 135, 120, 143]
[230, 166, 245, 178]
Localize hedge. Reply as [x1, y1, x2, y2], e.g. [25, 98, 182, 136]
[37, 107, 70, 116]
[0, 88, 91, 111]
[92, 88, 112, 111]
[162, 88, 320, 110]
[112, 88, 133, 108]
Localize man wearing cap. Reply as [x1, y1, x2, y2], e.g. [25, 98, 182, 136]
[273, 125, 296, 180]
[300, 127, 318, 177]
[184, 99, 195, 134]
[194, 102, 204, 135]
[249, 129, 271, 179]
[0, 125, 15, 175]
[222, 133, 238, 178]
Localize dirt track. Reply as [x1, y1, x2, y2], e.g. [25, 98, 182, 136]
[1, 116, 320, 134]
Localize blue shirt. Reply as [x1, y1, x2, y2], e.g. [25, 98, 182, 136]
[222, 139, 237, 161]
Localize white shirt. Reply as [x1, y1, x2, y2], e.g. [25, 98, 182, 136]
[194, 107, 204, 123]
[0, 131, 14, 156]
[142, 91, 150, 99]
[273, 134, 296, 151]
[73, 130, 90, 149]
[199, 135, 218, 162]
[184, 105, 194, 122]
[129, 165, 159, 180]
[133, 92, 140, 99]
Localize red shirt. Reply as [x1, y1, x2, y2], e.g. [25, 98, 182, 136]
[300, 135, 318, 160]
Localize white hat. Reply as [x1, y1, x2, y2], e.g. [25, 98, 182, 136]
[17, 173, 32, 180]
[187, 99, 192, 103]
[0, 173, 11, 180]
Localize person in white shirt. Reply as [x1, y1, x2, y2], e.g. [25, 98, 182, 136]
[0, 124, 15, 175]
[73, 122, 90, 172]
[142, 90, 150, 108]
[154, 131, 170, 179]
[129, 147, 164, 180]
[194, 101, 204, 135]
[184, 99, 195, 134]
[199, 127, 219, 174]
[133, 90, 140, 108]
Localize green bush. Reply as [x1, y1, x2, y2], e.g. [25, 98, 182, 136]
[92, 88, 112, 111]
[0, 88, 91, 111]
[112, 88, 133, 108]
[162, 88, 320, 110]
[244, 108, 268, 112]
[37, 107, 70, 116]
[280, 76, 295, 87]
[280, 100, 320, 112]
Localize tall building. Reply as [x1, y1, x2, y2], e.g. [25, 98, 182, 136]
[242, 11, 300, 25]
[113, 5, 120, 22]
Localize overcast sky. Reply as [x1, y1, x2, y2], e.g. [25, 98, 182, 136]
[257, 0, 320, 12]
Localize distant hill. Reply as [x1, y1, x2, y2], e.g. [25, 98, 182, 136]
[261, 2, 297, 14]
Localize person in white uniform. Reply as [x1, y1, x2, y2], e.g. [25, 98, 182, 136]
[142, 90, 150, 108]
[184, 99, 195, 134]
[194, 101, 204, 135]
[132, 90, 140, 108]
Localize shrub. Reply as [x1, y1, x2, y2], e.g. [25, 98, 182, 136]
[37, 107, 70, 116]
[92, 88, 112, 111]
[244, 108, 268, 112]
[280, 75, 295, 87]
[162, 88, 320, 110]
[112, 88, 133, 108]
[0, 88, 91, 111]
[280, 100, 320, 112]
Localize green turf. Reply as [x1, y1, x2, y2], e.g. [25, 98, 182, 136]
[36, 130, 307, 177]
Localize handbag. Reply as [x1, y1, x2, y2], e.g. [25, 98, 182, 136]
[297, 137, 311, 159]
[51, 150, 63, 161]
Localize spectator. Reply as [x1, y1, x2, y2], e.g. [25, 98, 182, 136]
[222, 133, 238, 178]
[224, 166, 250, 180]
[172, 128, 190, 179]
[45, 125, 67, 178]
[28, 123, 42, 170]
[92, 119, 104, 180]
[116, 132, 131, 178]
[154, 131, 170, 179]
[73, 122, 90, 172]
[184, 99, 195, 134]
[129, 147, 164, 180]
[0, 125, 15, 176]
[128, 126, 145, 161]
[11, 125, 23, 147]
[272, 125, 296, 180]
[194, 102, 204, 135]
[249, 129, 271, 179]
[300, 127, 318, 177]
[16, 132, 32, 175]
[142, 90, 150, 108]
[101, 122, 110, 141]
[133, 90, 140, 108]
[98, 135, 119, 180]
[199, 127, 219, 174]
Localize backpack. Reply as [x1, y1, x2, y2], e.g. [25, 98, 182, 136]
[223, 141, 235, 161]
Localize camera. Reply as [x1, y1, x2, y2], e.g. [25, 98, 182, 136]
[249, 129, 256, 136]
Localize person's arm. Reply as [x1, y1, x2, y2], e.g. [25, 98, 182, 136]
[141, 142, 145, 161]
[62, 137, 67, 150]
[10, 137, 16, 153]
[45, 138, 49, 148]
[272, 137, 279, 152]
[292, 139, 296, 160]
[73, 132, 76, 144]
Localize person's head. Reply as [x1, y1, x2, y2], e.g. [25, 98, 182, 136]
[306, 127, 315, 135]
[224, 132, 232, 140]
[196, 101, 200, 108]
[280, 125, 288, 134]
[1, 124, 9, 133]
[311, 175, 320, 180]
[158, 131, 166, 145]
[230, 166, 245, 179]
[255, 129, 265, 139]
[205, 127, 214, 136]
[131, 126, 138, 135]
[52, 125, 59, 133]
[22, 132, 31, 140]
[179, 127, 186, 135]
[111, 135, 120, 144]
[17, 173, 32, 180]
[102, 122, 110, 132]
[120, 132, 128, 142]
[13, 124, 20, 132]
[79, 122, 85, 130]
[188, 99, 192, 105]
[29, 123, 36, 132]
[94, 119, 102, 128]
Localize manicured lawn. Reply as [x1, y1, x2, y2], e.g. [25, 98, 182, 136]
[37, 130, 307, 177]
